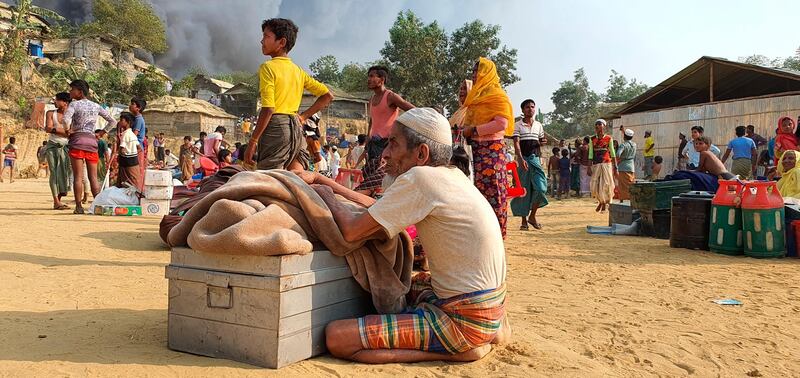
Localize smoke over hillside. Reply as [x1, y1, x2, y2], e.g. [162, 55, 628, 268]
[33, 0, 283, 77]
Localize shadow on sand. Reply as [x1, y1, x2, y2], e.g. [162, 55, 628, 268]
[0, 308, 259, 368]
[0, 251, 164, 268]
[82, 231, 168, 252]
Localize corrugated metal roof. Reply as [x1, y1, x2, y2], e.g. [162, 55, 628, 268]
[607, 56, 800, 118]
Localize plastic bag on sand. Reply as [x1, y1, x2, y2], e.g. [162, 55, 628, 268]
[586, 219, 641, 236]
[89, 185, 140, 213]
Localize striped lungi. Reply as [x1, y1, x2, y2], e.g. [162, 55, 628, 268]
[355, 136, 387, 192]
[358, 272, 506, 354]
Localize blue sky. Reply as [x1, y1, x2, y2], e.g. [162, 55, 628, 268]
[276, 0, 800, 113]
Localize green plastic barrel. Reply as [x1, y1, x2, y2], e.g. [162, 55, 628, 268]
[708, 204, 743, 255]
[742, 207, 786, 258]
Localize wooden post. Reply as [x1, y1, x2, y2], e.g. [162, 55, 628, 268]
[709, 62, 715, 102]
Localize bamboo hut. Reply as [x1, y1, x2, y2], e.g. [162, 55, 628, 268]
[143, 96, 237, 137]
[606, 56, 800, 175]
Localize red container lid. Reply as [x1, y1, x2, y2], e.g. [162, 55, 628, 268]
[741, 181, 784, 209]
[712, 180, 744, 206]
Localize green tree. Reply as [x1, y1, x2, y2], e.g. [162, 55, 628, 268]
[603, 70, 649, 103]
[443, 20, 519, 113]
[379, 11, 448, 107]
[214, 71, 258, 86]
[129, 66, 167, 101]
[550, 68, 600, 138]
[783, 56, 800, 71]
[81, 0, 167, 54]
[305, 11, 521, 110]
[339, 62, 369, 93]
[85, 62, 129, 105]
[309, 55, 342, 86]
[739, 54, 783, 67]
[738, 52, 800, 71]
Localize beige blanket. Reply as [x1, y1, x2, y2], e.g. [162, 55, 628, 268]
[167, 170, 413, 314]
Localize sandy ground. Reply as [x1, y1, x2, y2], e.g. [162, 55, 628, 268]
[1, 178, 800, 377]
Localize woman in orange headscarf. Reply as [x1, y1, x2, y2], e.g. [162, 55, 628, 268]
[462, 57, 515, 238]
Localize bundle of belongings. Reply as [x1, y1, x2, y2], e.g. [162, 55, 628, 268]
[161, 169, 413, 314]
[662, 170, 720, 193]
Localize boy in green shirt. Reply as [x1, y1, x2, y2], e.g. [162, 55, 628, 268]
[244, 18, 334, 171]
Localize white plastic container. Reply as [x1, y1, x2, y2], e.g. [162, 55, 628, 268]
[144, 185, 174, 200]
[145, 169, 173, 186]
[141, 198, 170, 217]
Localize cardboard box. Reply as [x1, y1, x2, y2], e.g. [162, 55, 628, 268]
[145, 169, 173, 186]
[93, 205, 142, 216]
[141, 198, 170, 217]
[166, 248, 371, 369]
[144, 185, 174, 200]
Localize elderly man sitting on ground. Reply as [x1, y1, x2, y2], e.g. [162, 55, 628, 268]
[294, 107, 509, 364]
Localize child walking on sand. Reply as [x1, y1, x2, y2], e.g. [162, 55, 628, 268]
[1, 137, 18, 183]
[558, 149, 571, 199]
[548, 147, 560, 197]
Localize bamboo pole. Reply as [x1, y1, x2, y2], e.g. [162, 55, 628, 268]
[709, 62, 715, 102]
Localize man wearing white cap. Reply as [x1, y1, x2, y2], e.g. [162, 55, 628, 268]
[617, 128, 637, 202]
[295, 107, 508, 363]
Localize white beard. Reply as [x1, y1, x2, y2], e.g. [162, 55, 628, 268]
[381, 174, 397, 191]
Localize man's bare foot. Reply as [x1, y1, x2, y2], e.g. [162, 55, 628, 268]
[450, 344, 492, 362]
[595, 203, 602, 212]
[492, 315, 513, 345]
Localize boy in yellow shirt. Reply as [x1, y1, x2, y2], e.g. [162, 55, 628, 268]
[244, 18, 334, 170]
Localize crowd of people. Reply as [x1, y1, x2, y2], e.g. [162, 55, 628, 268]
[9, 15, 800, 367]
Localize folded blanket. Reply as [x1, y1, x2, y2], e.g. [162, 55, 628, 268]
[664, 170, 720, 193]
[166, 170, 413, 314]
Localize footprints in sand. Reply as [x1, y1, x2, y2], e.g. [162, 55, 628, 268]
[493, 342, 536, 366]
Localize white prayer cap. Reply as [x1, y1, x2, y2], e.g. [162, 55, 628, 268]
[624, 128, 634, 137]
[396, 107, 452, 146]
[595, 119, 607, 126]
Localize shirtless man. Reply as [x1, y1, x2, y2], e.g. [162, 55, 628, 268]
[694, 136, 735, 180]
[354, 66, 415, 196]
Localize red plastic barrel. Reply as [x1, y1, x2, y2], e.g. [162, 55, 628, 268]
[712, 180, 744, 206]
[741, 181, 785, 258]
